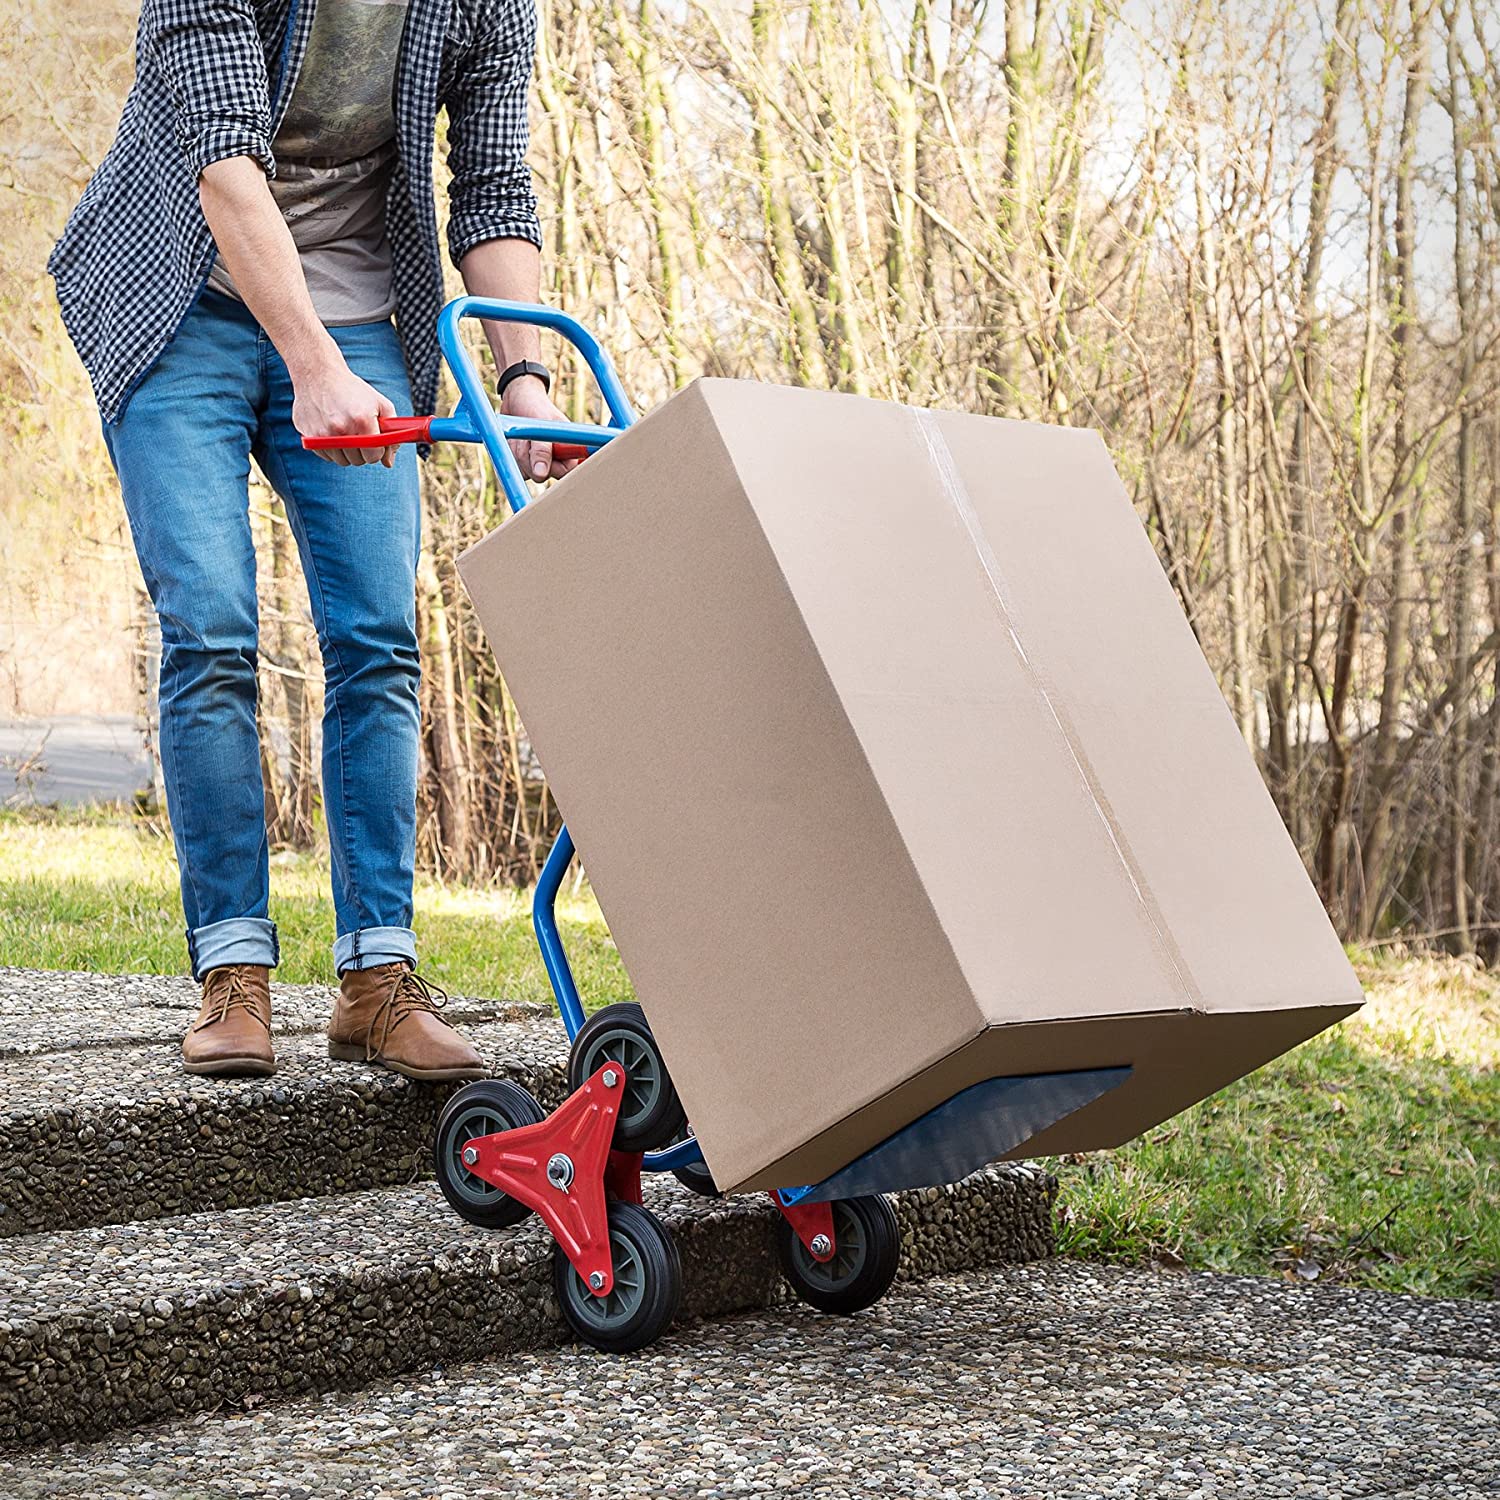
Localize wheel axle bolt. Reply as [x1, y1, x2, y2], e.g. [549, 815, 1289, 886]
[461, 1146, 479, 1167]
[588, 1271, 607, 1291]
[547, 1152, 575, 1192]
[601, 1068, 619, 1089]
[810, 1234, 832, 1258]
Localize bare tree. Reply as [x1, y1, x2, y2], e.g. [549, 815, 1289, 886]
[5, 0, 1497, 938]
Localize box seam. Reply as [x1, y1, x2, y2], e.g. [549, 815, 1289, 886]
[906, 407, 1207, 1016]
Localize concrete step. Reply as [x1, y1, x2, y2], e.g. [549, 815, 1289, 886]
[0, 966, 553, 1057]
[0, 968, 570, 1237]
[1, 968, 1061, 1448]
[0, 1166, 1057, 1447]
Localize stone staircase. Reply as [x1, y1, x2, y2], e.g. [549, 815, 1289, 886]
[0, 968, 1058, 1446]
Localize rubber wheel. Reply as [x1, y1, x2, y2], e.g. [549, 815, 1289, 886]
[667, 1126, 720, 1199]
[433, 1078, 546, 1228]
[554, 1201, 682, 1353]
[777, 1195, 901, 1315]
[568, 1002, 686, 1153]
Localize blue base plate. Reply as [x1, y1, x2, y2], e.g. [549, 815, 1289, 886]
[776, 1066, 1132, 1205]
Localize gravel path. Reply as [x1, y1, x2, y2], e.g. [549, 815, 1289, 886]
[0, 715, 149, 806]
[4, 1260, 1494, 1499]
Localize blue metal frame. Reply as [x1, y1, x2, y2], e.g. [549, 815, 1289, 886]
[433, 299, 705, 1176]
[435, 297, 632, 1046]
[434, 297, 634, 514]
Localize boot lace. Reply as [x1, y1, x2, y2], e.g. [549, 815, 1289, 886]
[365, 969, 452, 1062]
[196, 966, 267, 1032]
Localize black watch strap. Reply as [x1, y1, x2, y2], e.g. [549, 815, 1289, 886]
[497, 359, 551, 398]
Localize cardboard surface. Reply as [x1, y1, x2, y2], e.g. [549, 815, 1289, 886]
[458, 379, 1364, 1194]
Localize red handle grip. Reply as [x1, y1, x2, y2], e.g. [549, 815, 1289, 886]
[302, 416, 432, 451]
[303, 416, 590, 463]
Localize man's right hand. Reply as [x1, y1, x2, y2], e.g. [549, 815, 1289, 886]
[199, 159, 398, 467]
[292, 350, 399, 468]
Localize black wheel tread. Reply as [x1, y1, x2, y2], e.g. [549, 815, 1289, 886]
[433, 1078, 546, 1229]
[554, 1200, 682, 1353]
[777, 1194, 901, 1316]
[666, 1125, 720, 1199]
[568, 1002, 686, 1152]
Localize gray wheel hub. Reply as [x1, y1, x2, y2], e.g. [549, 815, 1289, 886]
[565, 1226, 647, 1330]
[583, 1028, 662, 1133]
[447, 1103, 509, 1207]
[794, 1204, 867, 1290]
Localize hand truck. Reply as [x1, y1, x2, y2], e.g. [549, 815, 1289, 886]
[305, 299, 902, 1352]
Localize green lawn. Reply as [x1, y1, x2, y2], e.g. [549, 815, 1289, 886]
[2, 808, 1495, 1300]
[1052, 961, 1499, 1300]
[0, 807, 633, 1007]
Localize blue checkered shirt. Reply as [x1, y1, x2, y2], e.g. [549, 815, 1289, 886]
[49, 0, 541, 422]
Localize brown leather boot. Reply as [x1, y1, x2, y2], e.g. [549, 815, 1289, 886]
[183, 964, 275, 1077]
[328, 963, 487, 1081]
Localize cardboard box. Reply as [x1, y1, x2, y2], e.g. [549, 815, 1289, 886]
[458, 379, 1363, 1195]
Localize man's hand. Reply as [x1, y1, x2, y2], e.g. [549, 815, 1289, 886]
[502, 375, 585, 483]
[292, 351, 399, 468]
[459, 241, 579, 483]
[200, 159, 397, 468]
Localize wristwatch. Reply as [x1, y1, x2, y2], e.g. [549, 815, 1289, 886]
[497, 359, 551, 399]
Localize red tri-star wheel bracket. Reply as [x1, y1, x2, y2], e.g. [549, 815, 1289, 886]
[456, 1064, 631, 1297]
[770, 1191, 837, 1262]
[603, 1150, 645, 1205]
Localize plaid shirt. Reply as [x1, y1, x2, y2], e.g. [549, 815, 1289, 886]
[49, 0, 541, 423]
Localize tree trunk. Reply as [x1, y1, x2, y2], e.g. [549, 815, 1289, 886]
[749, 0, 828, 387]
[1361, 0, 1435, 935]
[418, 536, 473, 880]
[1445, 0, 1478, 950]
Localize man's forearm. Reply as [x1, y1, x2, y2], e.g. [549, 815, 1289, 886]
[199, 156, 341, 383]
[200, 156, 395, 461]
[459, 238, 581, 482]
[459, 238, 546, 377]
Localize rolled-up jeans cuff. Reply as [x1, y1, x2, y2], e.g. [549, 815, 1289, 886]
[335, 926, 418, 975]
[188, 917, 279, 981]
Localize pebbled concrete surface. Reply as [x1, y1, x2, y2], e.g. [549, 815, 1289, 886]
[0, 968, 565, 1236]
[0, 969, 551, 1057]
[0, 1167, 1055, 1447]
[2, 1260, 1494, 1499]
[0, 967, 552, 1059]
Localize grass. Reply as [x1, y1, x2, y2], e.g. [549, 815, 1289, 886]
[2, 807, 1495, 1300]
[1048, 961, 1500, 1300]
[0, 806, 634, 1007]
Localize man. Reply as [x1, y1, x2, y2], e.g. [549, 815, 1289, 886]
[49, 0, 571, 1080]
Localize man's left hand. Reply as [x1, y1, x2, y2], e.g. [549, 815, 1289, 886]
[501, 376, 585, 484]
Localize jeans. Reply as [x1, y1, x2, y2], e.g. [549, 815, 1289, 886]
[103, 289, 422, 979]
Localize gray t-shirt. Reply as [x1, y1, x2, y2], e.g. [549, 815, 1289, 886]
[207, 0, 410, 324]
